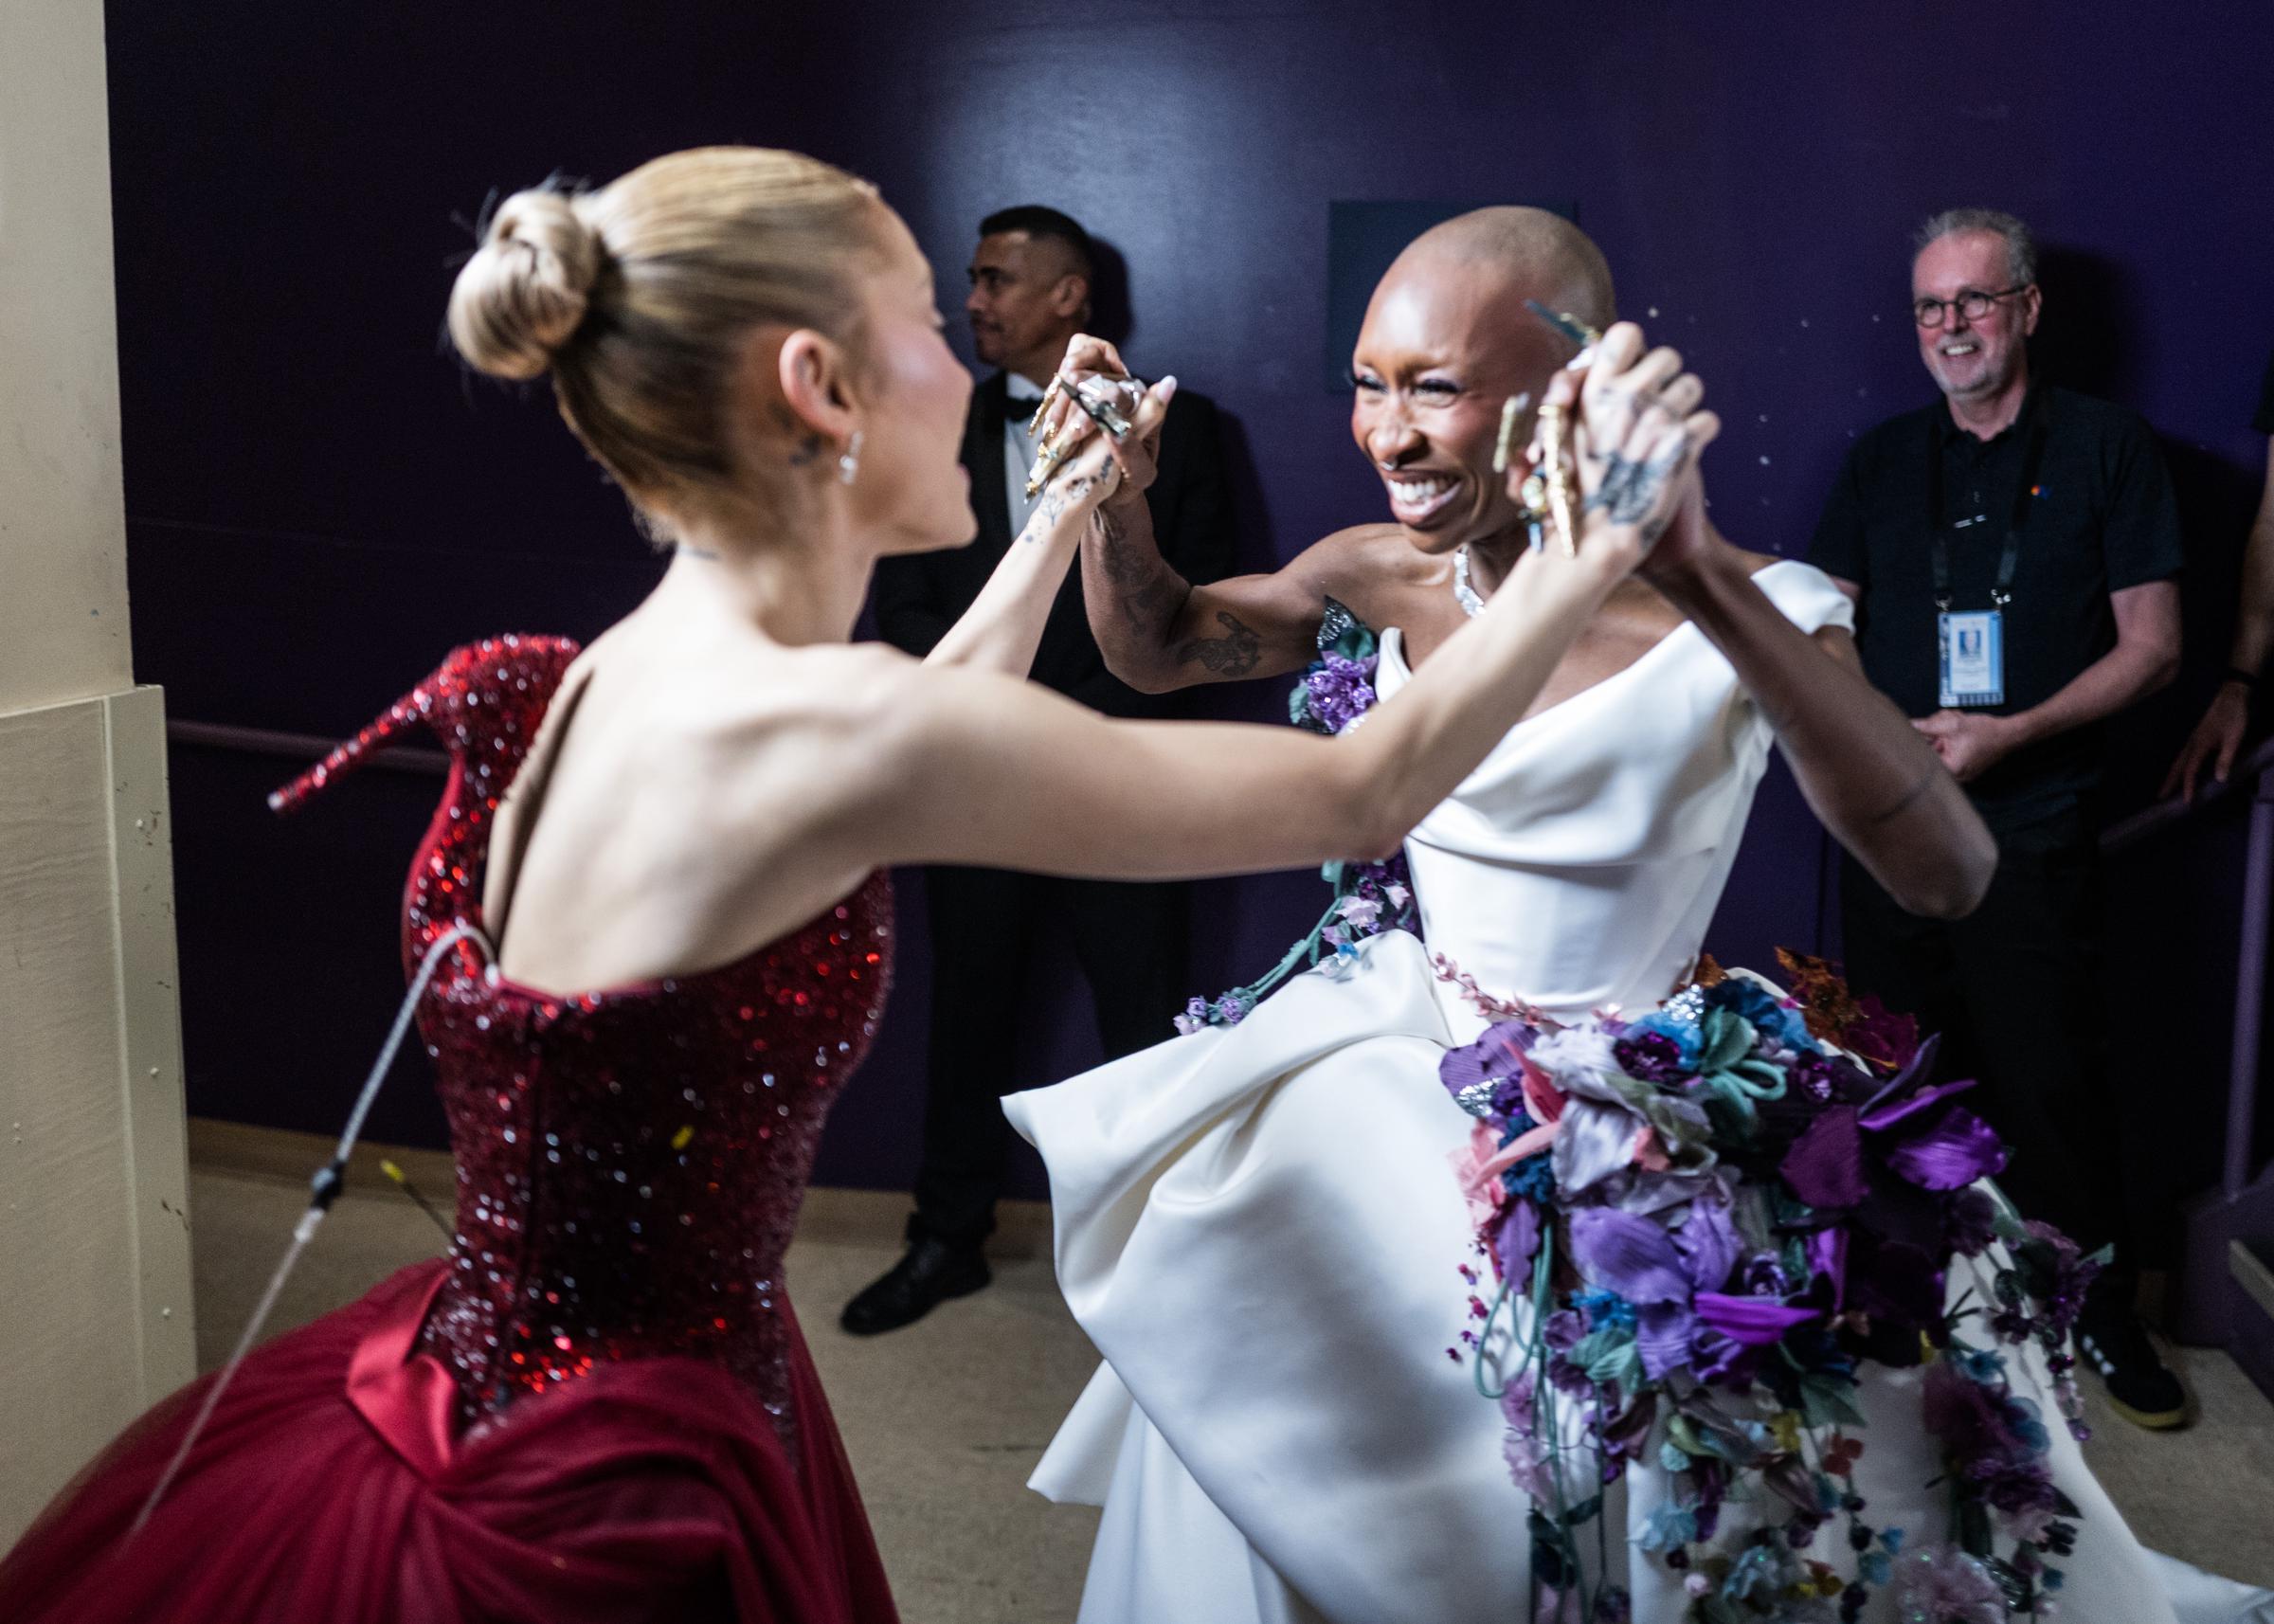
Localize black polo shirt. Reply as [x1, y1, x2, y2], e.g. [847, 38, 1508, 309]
[1809, 384, 2183, 833]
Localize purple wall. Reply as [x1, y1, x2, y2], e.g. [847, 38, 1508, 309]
[116, 2, 2274, 1218]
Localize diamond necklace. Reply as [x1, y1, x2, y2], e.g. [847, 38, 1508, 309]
[1451, 547, 1487, 618]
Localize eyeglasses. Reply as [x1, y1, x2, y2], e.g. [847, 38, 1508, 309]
[1912, 284, 2031, 329]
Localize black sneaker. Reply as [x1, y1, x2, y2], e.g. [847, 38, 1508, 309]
[2076, 1308, 2190, 1430]
[839, 1236, 991, 1336]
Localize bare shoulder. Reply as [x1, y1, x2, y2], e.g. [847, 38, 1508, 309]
[1291, 523, 1427, 617]
[1297, 523, 1412, 579]
[653, 641, 923, 810]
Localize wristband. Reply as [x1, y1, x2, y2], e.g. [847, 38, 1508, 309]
[2223, 665, 2260, 691]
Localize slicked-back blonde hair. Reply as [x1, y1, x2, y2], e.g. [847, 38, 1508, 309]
[447, 147, 885, 526]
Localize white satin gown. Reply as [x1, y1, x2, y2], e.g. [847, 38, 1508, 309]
[1005, 560, 2272, 1623]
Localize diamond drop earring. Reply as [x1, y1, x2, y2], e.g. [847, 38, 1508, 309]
[837, 430, 863, 486]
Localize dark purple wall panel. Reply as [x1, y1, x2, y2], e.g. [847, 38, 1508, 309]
[111, 2, 2274, 1216]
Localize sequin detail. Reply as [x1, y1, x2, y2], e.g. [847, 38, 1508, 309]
[279, 638, 894, 1463]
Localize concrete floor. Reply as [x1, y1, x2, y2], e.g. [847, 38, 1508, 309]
[187, 1141, 2274, 1621]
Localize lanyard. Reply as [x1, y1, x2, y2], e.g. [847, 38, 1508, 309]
[1926, 394, 2049, 612]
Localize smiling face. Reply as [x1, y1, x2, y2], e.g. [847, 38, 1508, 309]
[1349, 249, 1571, 554]
[1912, 228, 2039, 406]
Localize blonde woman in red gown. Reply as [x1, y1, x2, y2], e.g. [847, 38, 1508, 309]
[0, 147, 1717, 1623]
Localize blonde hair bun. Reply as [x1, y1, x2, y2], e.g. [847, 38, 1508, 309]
[447, 189, 604, 381]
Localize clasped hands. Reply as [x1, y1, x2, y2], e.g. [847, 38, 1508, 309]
[1912, 707, 2023, 784]
[1516, 320, 1722, 577]
[1033, 316, 1725, 574]
[1022, 340, 1174, 521]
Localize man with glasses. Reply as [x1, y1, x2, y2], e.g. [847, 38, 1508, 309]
[1809, 208, 2187, 1428]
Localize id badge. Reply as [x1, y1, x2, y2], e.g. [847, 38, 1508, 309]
[1938, 609, 2005, 708]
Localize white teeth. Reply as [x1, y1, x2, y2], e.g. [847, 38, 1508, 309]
[1389, 478, 1451, 505]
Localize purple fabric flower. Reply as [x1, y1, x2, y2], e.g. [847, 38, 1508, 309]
[1569, 1209, 1693, 1305]
[1741, 1253, 1794, 1298]
[2013, 1219, 2104, 1339]
[1888, 1545, 2006, 1624]
[1614, 1031, 1689, 1085]
[1497, 1200, 1542, 1280]
[1675, 1198, 1743, 1294]
[1781, 1106, 1868, 1209]
[1572, 1203, 1814, 1380]
[1922, 1356, 2062, 1521]
[1854, 1032, 1965, 1129]
[1543, 1308, 1584, 1354]
[1694, 1293, 1821, 1344]
[1944, 1187, 1999, 1256]
[1790, 1050, 1869, 1104]
[1439, 1019, 1537, 1111]
[1883, 1106, 2008, 1190]
[1845, 1236, 1945, 1340]
[1807, 1227, 1850, 1308]
[1303, 652, 1378, 735]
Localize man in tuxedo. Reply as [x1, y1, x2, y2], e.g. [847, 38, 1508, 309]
[849, 206, 1234, 1333]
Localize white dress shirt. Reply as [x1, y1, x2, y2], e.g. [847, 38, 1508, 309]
[1002, 376, 1047, 540]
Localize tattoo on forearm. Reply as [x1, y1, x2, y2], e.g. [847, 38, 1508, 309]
[1093, 501, 1191, 637]
[1025, 467, 1113, 540]
[1174, 610, 1262, 676]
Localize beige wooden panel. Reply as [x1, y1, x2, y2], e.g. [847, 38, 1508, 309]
[0, 700, 140, 1529]
[106, 686, 196, 1393]
[0, 0, 133, 712]
[0, 692, 192, 1541]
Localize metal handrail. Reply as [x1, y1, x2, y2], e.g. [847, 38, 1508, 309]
[166, 711, 2265, 1199]
[166, 719, 447, 776]
[2088, 727, 2274, 1206]
[2102, 731, 2274, 854]
[2083, 728, 2274, 1191]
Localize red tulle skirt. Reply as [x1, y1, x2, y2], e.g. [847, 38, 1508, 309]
[0, 1262, 899, 1623]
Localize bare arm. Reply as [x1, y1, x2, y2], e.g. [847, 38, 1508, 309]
[1079, 486, 1339, 692]
[1661, 547, 1997, 920]
[863, 534, 1635, 878]
[1021, 333, 1335, 692]
[2003, 580, 2182, 740]
[2164, 438, 2274, 798]
[865, 329, 1720, 877]
[923, 380, 1169, 676]
[1916, 580, 2180, 788]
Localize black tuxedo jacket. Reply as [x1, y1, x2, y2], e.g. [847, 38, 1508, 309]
[871, 370, 1235, 717]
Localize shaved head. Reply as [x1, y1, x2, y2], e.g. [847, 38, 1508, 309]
[1391, 207, 1615, 332]
[1348, 208, 1617, 554]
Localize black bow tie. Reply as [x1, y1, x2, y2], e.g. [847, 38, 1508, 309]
[1006, 391, 1046, 419]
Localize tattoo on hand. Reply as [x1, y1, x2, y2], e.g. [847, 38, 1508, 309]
[1586, 446, 1684, 526]
[1174, 610, 1262, 676]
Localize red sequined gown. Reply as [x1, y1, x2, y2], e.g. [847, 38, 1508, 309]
[0, 638, 901, 1624]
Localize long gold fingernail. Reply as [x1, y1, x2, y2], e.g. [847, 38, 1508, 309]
[1492, 392, 1530, 475]
[1026, 377, 1065, 438]
[1024, 442, 1069, 499]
